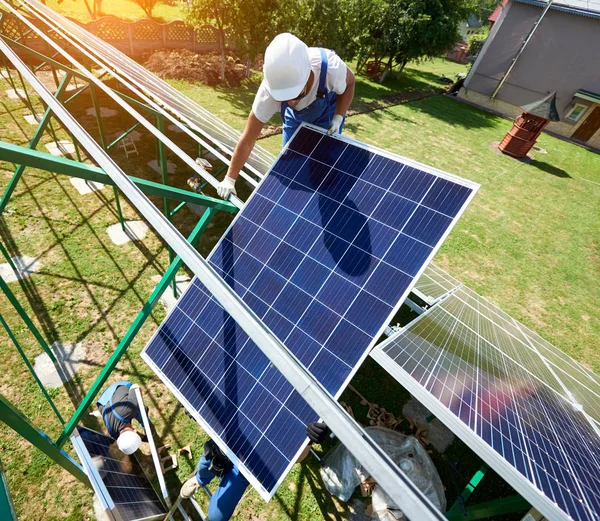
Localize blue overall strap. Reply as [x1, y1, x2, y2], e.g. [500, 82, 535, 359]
[316, 48, 328, 99]
[101, 381, 133, 437]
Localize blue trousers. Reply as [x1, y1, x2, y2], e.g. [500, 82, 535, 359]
[195, 454, 249, 521]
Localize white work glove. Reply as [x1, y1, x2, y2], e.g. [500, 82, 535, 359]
[217, 175, 237, 199]
[327, 114, 344, 136]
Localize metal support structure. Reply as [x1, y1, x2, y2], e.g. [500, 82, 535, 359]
[0, 141, 237, 213]
[491, 0, 554, 99]
[56, 208, 218, 447]
[0, 394, 90, 486]
[0, 72, 71, 214]
[1, 33, 445, 518]
[0, 460, 17, 521]
[0, 313, 64, 424]
[0, 275, 56, 361]
[0, 240, 17, 271]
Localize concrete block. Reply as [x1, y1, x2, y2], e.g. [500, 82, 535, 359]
[147, 159, 177, 175]
[33, 341, 87, 388]
[167, 123, 184, 133]
[70, 177, 106, 195]
[151, 274, 191, 312]
[23, 113, 43, 125]
[0, 255, 42, 283]
[5, 88, 26, 100]
[106, 220, 149, 245]
[85, 106, 118, 118]
[45, 140, 76, 156]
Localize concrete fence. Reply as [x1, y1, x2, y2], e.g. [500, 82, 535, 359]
[0, 13, 227, 59]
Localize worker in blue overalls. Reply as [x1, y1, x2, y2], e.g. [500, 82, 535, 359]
[179, 423, 329, 521]
[216, 32, 355, 200]
[96, 380, 149, 455]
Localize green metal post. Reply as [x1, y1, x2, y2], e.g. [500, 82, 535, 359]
[445, 495, 530, 520]
[0, 313, 65, 424]
[0, 395, 90, 487]
[0, 73, 71, 214]
[56, 208, 219, 447]
[0, 460, 18, 521]
[0, 241, 17, 272]
[445, 464, 489, 520]
[0, 276, 56, 362]
[156, 115, 177, 297]
[106, 122, 142, 150]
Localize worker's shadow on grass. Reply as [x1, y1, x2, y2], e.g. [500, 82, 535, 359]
[529, 159, 571, 178]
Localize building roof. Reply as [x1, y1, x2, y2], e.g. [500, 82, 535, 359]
[520, 92, 561, 120]
[489, 0, 509, 23]
[575, 89, 600, 103]
[512, 0, 600, 20]
[467, 14, 483, 28]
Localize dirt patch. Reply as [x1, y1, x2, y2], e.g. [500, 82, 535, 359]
[144, 49, 247, 87]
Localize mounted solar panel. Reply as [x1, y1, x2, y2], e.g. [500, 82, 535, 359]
[19, 0, 274, 177]
[411, 263, 462, 305]
[71, 427, 166, 521]
[142, 124, 479, 499]
[371, 285, 600, 521]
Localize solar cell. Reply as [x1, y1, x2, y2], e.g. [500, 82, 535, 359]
[72, 427, 166, 521]
[142, 125, 479, 499]
[411, 263, 462, 305]
[372, 285, 600, 521]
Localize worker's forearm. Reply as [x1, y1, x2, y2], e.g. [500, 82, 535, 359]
[335, 73, 355, 117]
[226, 136, 255, 181]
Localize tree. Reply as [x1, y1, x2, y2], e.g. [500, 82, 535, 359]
[133, 0, 160, 18]
[57, 0, 103, 20]
[354, 0, 477, 82]
[184, 0, 236, 81]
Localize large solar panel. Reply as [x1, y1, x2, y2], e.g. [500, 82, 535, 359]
[142, 125, 479, 499]
[412, 263, 462, 305]
[71, 427, 166, 521]
[19, 0, 275, 177]
[371, 285, 600, 521]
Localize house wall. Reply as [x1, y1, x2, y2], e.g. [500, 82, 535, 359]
[458, 1, 600, 146]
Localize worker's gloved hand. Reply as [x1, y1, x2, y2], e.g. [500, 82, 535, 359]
[217, 175, 237, 199]
[307, 422, 329, 444]
[327, 114, 344, 136]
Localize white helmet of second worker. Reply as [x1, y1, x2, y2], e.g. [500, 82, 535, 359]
[263, 33, 310, 102]
[117, 430, 142, 455]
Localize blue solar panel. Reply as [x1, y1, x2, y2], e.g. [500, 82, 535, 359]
[142, 125, 478, 499]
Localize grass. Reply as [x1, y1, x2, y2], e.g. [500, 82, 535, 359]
[0, 56, 598, 521]
[47, 0, 184, 23]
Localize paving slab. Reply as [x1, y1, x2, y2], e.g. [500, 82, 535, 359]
[106, 220, 149, 245]
[70, 177, 106, 195]
[5, 88, 26, 99]
[23, 113, 44, 125]
[85, 106, 118, 118]
[45, 140, 76, 156]
[151, 274, 191, 312]
[167, 123, 184, 133]
[33, 341, 86, 389]
[0, 255, 42, 283]
[147, 159, 177, 175]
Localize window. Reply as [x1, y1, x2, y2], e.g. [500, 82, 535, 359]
[566, 103, 588, 123]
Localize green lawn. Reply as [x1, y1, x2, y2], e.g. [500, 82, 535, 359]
[47, 0, 184, 23]
[0, 56, 598, 521]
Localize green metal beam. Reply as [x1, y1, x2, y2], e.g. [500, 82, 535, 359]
[0, 73, 71, 214]
[0, 313, 65, 424]
[0, 394, 90, 487]
[0, 141, 237, 213]
[1, 36, 162, 116]
[0, 460, 18, 521]
[0, 275, 55, 362]
[56, 207, 218, 447]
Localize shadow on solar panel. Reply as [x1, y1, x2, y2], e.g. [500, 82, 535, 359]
[142, 124, 479, 500]
[72, 427, 166, 521]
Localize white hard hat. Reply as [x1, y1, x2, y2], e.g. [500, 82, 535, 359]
[264, 33, 310, 102]
[117, 430, 142, 455]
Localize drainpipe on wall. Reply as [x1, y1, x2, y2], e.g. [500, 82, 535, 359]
[491, 0, 554, 98]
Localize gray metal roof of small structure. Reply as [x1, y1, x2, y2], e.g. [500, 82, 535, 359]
[520, 91, 561, 120]
[513, 0, 600, 20]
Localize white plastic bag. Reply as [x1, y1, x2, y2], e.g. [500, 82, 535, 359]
[319, 427, 446, 518]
